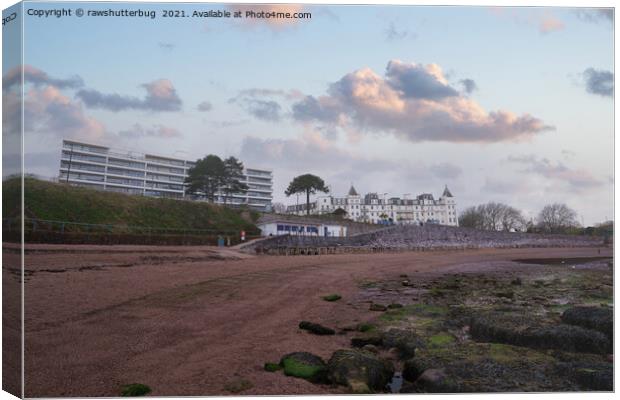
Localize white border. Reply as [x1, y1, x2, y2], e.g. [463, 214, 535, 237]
[0, 1, 616, 400]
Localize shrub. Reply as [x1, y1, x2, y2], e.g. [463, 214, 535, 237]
[120, 384, 151, 397]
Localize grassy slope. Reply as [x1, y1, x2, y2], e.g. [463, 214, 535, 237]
[3, 177, 260, 233]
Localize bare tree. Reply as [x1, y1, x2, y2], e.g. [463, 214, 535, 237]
[459, 202, 526, 232]
[537, 203, 579, 233]
[483, 202, 505, 230]
[271, 202, 287, 214]
[500, 206, 526, 232]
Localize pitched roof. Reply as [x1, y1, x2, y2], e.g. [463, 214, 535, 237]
[442, 185, 453, 198]
[348, 184, 359, 196]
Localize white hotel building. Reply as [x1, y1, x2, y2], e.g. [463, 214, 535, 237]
[286, 185, 458, 226]
[58, 140, 273, 211]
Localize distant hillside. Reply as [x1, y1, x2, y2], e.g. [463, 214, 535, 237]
[3, 177, 260, 235]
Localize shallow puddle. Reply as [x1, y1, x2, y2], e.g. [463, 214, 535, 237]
[387, 371, 403, 393]
[513, 257, 612, 266]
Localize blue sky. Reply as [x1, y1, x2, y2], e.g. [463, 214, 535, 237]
[3, 1, 615, 224]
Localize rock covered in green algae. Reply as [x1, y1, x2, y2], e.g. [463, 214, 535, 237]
[299, 321, 336, 335]
[351, 328, 419, 360]
[561, 306, 613, 340]
[279, 352, 328, 383]
[264, 362, 282, 372]
[120, 384, 151, 397]
[327, 349, 395, 393]
[322, 294, 342, 302]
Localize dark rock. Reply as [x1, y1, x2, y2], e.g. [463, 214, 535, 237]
[322, 294, 342, 302]
[362, 344, 379, 354]
[388, 303, 403, 309]
[327, 349, 395, 393]
[574, 366, 613, 391]
[414, 369, 452, 393]
[356, 323, 376, 332]
[382, 328, 419, 359]
[441, 280, 460, 290]
[527, 325, 610, 354]
[370, 303, 388, 311]
[561, 306, 613, 339]
[556, 362, 613, 391]
[279, 352, 328, 383]
[399, 381, 418, 393]
[494, 291, 514, 299]
[403, 358, 431, 382]
[299, 321, 335, 335]
[470, 313, 611, 354]
[351, 332, 383, 348]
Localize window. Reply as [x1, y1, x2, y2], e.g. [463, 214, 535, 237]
[145, 156, 184, 167]
[106, 177, 144, 187]
[63, 142, 107, 154]
[61, 161, 105, 173]
[60, 172, 105, 182]
[108, 168, 145, 178]
[108, 158, 145, 169]
[62, 151, 106, 164]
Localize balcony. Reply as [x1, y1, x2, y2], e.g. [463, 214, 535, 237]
[245, 169, 272, 178]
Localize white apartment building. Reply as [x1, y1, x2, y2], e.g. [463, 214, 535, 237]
[58, 140, 273, 211]
[286, 185, 458, 226]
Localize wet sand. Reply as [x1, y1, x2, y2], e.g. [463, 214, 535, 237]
[9, 244, 609, 396]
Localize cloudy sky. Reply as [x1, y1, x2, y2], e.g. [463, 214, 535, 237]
[2, 2, 614, 225]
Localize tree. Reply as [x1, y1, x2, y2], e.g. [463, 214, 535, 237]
[285, 174, 329, 216]
[185, 155, 226, 202]
[222, 156, 249, 204]
[499, 205, 527, 232]
[537, 203, 580, 233]
[458, 206, 485, 230]
[333, 208, 347, 219]
[271, 202, 287, 214]
[459, 202, 526, 231]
